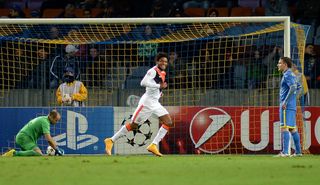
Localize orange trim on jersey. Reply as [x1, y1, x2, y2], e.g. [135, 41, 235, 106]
[154, 66, 166, 82]
[125, 123, 132, 131]
[161, 124, 170, 131]
[132, 105, 144, 123]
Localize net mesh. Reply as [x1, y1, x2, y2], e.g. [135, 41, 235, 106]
[0, 20, 310, 154]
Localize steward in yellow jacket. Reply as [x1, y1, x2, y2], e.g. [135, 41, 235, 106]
[56, 67, 87, 107]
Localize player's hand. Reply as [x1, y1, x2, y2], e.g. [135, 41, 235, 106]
[62, 95, 72, 104]
[55, 147, 64, 156]
[62, 94, 70, 103]
[66, 97, 72, 103]
[281, 102, 287, 110]
[160, 82, 167, 89]
[62, 98, 72, 104]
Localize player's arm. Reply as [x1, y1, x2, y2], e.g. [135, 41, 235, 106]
[283, 84, 297, 103]
[140, 69, 161, 88]
[72, 82, 88, 102]
[44, 133, 58, 149]
[42, 120, 64, 155]
[44, 134, 64, 156]
[283, 74, 297, 106]
[42, 121, 57, 149]
[56, 86, 63, 105]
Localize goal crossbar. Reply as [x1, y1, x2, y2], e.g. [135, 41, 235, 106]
[0, 16, 291, 57]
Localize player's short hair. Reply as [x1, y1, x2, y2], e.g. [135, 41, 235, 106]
[49, 109, 59, 119]
[155, 52, 168, 62]
[280, 57, 292, 68]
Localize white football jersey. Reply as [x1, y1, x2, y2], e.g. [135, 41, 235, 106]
[140, 66, 165, 100]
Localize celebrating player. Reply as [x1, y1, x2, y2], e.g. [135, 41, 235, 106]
[277, 57, 302, 157]
[104, 52, 173, 157]
[2, 109, 64, 157]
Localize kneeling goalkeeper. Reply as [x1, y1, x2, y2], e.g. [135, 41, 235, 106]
[2, 109, 64, 157]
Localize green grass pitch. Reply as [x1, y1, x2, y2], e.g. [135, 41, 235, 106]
[0, 155, 319, 185]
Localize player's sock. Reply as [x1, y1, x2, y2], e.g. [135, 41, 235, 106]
[152, 125, 169, 145]
[111, 123, 131, 142]
[291, 131, 302, 154]
[282, 130, 290, 154]
[14, 150, 41, 156]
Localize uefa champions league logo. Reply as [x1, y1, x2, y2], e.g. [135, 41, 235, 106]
[121, 115, 153, 147]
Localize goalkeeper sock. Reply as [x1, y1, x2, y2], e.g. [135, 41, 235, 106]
[14, 150, 41, 156]
[152, 125, 169, 145]
[111, 123, 131, 142]
[291, 131, 302, 154]
[282, 130, 290, 154]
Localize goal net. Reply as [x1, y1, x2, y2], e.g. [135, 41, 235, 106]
[0, 17, 310, 155]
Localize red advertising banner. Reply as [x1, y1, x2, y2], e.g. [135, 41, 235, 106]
[161, 106, 320, 154]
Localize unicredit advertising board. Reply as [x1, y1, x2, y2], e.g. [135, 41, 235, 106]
[161, 106, 320, 154]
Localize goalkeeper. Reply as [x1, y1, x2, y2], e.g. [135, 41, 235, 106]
[2, 110, 64, 157]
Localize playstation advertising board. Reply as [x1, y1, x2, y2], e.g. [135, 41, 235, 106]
[0, 107, 113, 154]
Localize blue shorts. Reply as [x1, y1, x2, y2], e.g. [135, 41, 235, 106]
[279, 109, 296, 128]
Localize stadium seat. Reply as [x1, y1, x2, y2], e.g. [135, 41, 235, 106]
[74, 9, 84, 18]
[0, 9, 10, 17]
[184, 8, 206, 17]
[27, 0, 43, 10]
[238, 0, 261, 9]
[215, 8, 229, 17]
[73, 8, 102, 18]
[125, 78, 142, 89]
[314, 26, 320, 45]
[42, 9, 64, 18]
[105, 67, 128, 89]
[131, 66, 149, 77]
[23, 8, 31, 18]
[230, 7, 253, 17]
[254, 7, 265, 16]
[125, 66, 149, 89]
[91, 8, 103, 17]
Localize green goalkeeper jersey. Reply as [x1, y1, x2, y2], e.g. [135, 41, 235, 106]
[18, 116, 51, 142]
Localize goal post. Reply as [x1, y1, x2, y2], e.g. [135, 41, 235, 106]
[0, 17, 311, 155]
[0, 16, 291, 56]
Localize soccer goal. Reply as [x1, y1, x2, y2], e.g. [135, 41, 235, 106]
[0, 17, 311, 155]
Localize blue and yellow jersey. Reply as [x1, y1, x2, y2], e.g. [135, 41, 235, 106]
[280, 68, 299, 111]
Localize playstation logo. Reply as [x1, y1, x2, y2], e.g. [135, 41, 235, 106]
[54, 110, 98, 150]
[189, 107, 234, 154]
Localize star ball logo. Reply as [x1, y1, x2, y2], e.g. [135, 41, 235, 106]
[189, 107, 235, 154]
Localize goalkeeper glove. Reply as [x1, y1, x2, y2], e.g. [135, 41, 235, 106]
[55, 147, 65, 156]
